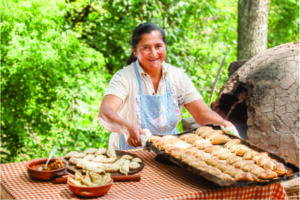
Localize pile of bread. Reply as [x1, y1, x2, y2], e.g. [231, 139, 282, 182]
[64, 148, 143, 175]
[68, 170, 112, 187]
[149, 126, 288, 182]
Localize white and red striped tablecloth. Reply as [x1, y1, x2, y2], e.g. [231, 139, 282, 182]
[1, 149, 287, 199]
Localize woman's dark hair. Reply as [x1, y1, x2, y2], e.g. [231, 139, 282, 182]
[126, 22, 166, 65]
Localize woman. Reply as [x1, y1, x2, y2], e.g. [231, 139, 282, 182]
[98, 22, 234, 150]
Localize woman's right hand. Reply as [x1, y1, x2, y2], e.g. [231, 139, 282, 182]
[127, 126, 143, 147]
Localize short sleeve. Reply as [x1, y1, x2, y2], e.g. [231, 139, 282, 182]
[179, 69, 203, 104]
[104, 69, 129, 102]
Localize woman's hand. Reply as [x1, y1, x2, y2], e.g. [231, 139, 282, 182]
[219, 120, 240, 137]
[185, 99, 236, 128]
[99, 95, 143, 146]
[127, 126, 143, 147]
[219, 120, 234, 128]
[184, 99, 240, 137]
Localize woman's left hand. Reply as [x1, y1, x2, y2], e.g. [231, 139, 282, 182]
[219, 120, 240, 137]
[184, 99, 240, 137]
[219, 120, 234, 128]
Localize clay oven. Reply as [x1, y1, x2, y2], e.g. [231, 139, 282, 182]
[211, 42, 299, 167]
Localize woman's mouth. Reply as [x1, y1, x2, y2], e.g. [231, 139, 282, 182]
[148, 58, 159, 62]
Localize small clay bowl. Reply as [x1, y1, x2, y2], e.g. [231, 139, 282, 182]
[26, 158, 67, 181]
[67, 177, 113, 198]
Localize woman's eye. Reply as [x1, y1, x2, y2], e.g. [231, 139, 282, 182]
[143, 46, 149, 50]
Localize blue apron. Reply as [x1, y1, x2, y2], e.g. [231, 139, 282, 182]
[119, 62, 179, 150]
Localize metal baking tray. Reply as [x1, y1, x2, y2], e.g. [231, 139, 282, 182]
[146, 127, 299, 187]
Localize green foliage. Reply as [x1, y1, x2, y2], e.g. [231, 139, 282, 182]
[1, 0, 110, 163]
[65, 0, 238, 112]
[268, 0, 299, 47]
[1, 0, 298, 163]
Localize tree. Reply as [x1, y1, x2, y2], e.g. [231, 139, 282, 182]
[1, 0, 110, 163]
[238, 0, 270, 60]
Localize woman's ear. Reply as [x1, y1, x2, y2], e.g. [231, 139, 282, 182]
[132, 48, 137, 57]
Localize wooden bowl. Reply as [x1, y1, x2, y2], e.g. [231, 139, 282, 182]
[26, 158, 67, 181]
[67, 178, 113, 197]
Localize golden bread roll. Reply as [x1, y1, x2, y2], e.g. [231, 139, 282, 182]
[274, 163, 287, 176]
[224, 139, 241, 149]
[179, 133, 199, 144]
[204, 145, 223, 153]
[259, 169, 278, 180]
[216, 152, 235, 160]
[232, 160, 254, 168]
[195, 126, 214, 137]
[235, 172, 257, 182]
[202, 130, 223, 139]
[219, 173, 235, 181]
[216, 163, 232, 172]
[210, 135, 230, 145]
[205, 158, 221, 167]
[192, 139, 211, 150]
[243, 150, 259, 160]
[211, 148, 231, 157]
[192, 150, 212, 161]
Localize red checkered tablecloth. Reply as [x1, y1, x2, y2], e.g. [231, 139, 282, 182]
[1, 149, 288, 199]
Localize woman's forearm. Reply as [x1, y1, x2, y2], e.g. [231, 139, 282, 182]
[98, 106, 131, 134]
[185, 99, 232, 128]
[98, 95, 142, 147]
[98, 95, 132, 135]
[194, 109, 226, 126]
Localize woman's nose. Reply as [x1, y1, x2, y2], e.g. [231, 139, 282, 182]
[150, 47, 158, 56]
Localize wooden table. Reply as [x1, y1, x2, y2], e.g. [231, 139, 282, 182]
[1, 149, 288, 199]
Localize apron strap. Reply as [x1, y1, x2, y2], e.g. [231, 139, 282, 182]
[134, 61, 171, 95]
[133, 61, 144, 95]
[165, 74, 170, 93]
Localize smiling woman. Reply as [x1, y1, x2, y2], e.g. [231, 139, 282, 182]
[97, 22, 236, 151]
[133, 30, 166, 77]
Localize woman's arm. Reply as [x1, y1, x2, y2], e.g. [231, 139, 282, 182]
[184, 99, 233, 128]
[98, 95, 142, 147]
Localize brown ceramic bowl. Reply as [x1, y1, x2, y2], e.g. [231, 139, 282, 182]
[26, 158, 67, 181]
[67, 177, 113, 198]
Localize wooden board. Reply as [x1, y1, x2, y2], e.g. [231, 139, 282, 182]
[65, 150, 144, 176]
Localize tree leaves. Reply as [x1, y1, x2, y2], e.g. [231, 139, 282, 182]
[1, 0, 109, 163]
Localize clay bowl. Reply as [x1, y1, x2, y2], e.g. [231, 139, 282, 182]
[26, 158, 67, 181]
[67, 177, 113, 198]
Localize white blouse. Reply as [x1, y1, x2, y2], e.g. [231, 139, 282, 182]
[99, 61, 202, 149]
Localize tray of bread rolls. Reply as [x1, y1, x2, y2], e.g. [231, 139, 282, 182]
[63, 148, 144, 178]
[146, 126, 299, 187]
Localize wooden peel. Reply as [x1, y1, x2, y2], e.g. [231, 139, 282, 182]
[112, 174, 141, 182]
[52, 171, 70, 184]
[53, 175, 68, 184]
[209, 55, 226, 105]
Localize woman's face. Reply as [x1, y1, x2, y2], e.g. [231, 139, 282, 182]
[133, 30, 166, 73]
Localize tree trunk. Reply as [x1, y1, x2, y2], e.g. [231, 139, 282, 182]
[238, 0, 269, 60]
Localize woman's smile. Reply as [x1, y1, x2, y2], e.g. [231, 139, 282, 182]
[148, 58, 159, 62]
[134, 30, 166, 74]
